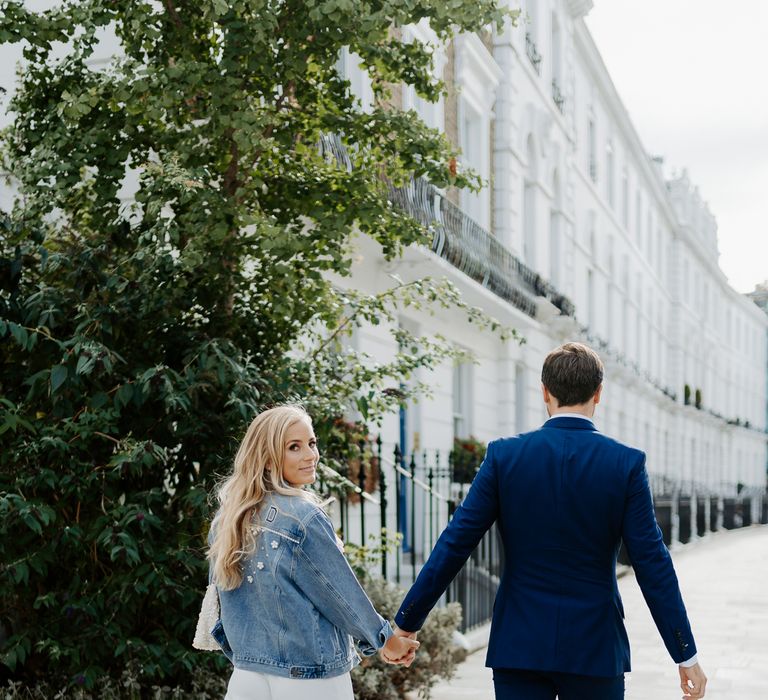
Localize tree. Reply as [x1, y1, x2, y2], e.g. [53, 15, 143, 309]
[0, 0, 516, 692]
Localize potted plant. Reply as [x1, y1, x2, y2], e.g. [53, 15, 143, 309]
[450, 436, 487, 484]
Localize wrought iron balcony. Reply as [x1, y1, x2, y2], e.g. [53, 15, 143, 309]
[551, 78, 565, 114]
[525, 32, 542, 75]
[389, 178, 575, 319]
[589, 158, 598, 183]
[318, 132, 575, 320]
[580, 327, 677, 402]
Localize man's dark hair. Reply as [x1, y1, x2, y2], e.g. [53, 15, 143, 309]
[541, 342, 604, 407]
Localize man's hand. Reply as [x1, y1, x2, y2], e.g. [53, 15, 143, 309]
[679, 662, 707, 698]
[379, 627, 419, 667]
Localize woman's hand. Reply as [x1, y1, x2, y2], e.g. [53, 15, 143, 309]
[379, 628, 419, 667]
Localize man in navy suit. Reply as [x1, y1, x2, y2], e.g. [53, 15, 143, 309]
[388, 342, 707, 699]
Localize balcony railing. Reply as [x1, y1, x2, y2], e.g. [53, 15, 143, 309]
[588, 157, 598, 183]
[318, 133, 575, 320]
[389, 177, 575, 319]
[551, 78, 565, 114]
[525, 32, 542, 75]
[580, 327, 677, 402]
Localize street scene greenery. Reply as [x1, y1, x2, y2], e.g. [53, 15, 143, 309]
[0, 0, 516, 695]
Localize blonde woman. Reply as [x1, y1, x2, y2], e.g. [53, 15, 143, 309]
[204, 404, 418, 700]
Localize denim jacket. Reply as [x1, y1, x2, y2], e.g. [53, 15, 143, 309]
[210, 492, 393, 679]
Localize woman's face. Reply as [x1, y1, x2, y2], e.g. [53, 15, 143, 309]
[281, 419, 319, 486]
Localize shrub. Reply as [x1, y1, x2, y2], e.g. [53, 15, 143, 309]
[345, 538, 467, 699]
[352, 577, 466, 700]
[0, 661, 227, 699]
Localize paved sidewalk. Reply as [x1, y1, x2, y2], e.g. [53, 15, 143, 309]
[418, 526, 768, 699]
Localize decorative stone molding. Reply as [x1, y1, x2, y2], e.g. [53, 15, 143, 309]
[567, 0, 594, 19]
[454, 32, 503, 115]
[667, 169, 719, 260]
[537, 109, 555, 159]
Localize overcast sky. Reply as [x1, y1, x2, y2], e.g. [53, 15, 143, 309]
[585, 0, 768, 294]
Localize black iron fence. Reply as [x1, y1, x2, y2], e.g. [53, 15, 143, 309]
[318, 438, 500, 633]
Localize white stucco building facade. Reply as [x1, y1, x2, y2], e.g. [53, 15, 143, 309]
[334, 0, 768, 545]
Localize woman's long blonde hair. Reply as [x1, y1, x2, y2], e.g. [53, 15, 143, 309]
[207, 404, 318, 590]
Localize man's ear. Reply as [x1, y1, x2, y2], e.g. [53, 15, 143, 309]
[593, 384, 603, 405]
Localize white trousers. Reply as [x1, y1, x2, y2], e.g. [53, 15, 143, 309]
[224, 668, 354, 700]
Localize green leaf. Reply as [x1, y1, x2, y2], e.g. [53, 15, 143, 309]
[50, 365, 68, 394]
[9, 322, 28, 348]
[115, 383, 134, 408]
[76, 353, 96, 376]
[21, 512, 43, 536]
[211, 0, 229, 16]
[90, 391, 109, 409]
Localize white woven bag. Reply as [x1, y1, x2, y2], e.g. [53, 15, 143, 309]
[192, 583, 220, 651]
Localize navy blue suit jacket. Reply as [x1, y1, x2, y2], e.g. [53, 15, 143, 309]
[395, 416, 697, 677]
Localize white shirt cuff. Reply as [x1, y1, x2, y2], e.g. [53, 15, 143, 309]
[679, 653, 698, 667]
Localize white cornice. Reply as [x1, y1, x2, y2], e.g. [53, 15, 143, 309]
[403, 17, 438, 46]
[568, 0, 594, 19]
[402, 19, 447, 77]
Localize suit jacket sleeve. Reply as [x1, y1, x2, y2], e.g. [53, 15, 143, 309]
[621, 453, 697, 663]
[395, 441, 500, 632]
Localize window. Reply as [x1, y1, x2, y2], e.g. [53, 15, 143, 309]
[549, 210, 560, 285]
[621, 168, 629, 227]
[336, 47, 373, 111]
[606, 141, 615, 207]
[459, 100, 486, 226]
[401, 21, 445, 130]
[452, 361, 473, 439]
[524, 134, 537, 267]
[551, 12, 564, 112]
[635, 274, 642, 362]
[588, 119, 597, 182]
[646, 210, 653, 259]
[515, 364, 527, 434]
[550, 169, 562, 285]
[403, 83, 443, 132]
[606, 237, 615, 337]
[454, 33, 500, 231]
[622, 299, 629, 354]
[656, 228, 663, 277]
[551, 12, 562, 84]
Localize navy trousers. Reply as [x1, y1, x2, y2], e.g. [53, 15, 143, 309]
[492, 668, 625, 700]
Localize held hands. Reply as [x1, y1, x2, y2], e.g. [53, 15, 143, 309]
[379, 627, 419, 667]
[679, 662, 707, 699]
